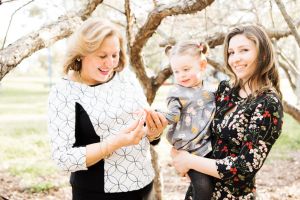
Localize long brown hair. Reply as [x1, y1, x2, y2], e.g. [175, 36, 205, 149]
[223, 25, 282, 99]
[63, 18, 127, 74]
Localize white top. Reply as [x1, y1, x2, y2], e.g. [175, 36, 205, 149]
[48, 68, 154, 192]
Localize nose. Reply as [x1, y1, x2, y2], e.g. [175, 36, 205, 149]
[105, 56, 114, 68]
[179, 73, 186, 79]
[230, 53, 241, 64]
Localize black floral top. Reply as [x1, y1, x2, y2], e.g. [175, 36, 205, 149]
[210, 81, 283, 199]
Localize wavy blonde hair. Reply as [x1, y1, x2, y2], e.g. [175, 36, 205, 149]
[63, 18, 127, 74]
[223, 25, 282, 99]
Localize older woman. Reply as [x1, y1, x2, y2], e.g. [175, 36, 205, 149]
[48, 18, 167, 200]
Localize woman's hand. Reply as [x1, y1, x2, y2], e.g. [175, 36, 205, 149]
[171, 148, 191, 176]
[144, 108, 168, 140]
[118, 113, 146, 147]
[86, 116, 146, 167]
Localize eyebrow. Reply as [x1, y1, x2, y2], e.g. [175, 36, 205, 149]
[229, 45, 251, 50]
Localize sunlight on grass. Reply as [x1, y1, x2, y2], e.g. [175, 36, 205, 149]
[29, 182, 56, 193]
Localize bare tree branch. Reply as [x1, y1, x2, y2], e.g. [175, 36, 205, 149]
[277, 49, 300, 75]
[0, 0, 104, 80]
[283, 100, 300, 122]
[124, 0, 134, 46]
[152, 0, 158, 8]
[129, 0, 215, 103]
[207, 58, 227, 74]
[278, 60, 296, 90]
[102, 2, 124, 15]
[1, 0, 18, 5]
[1, 0, 35, 49]
[274, 0, 300, 47]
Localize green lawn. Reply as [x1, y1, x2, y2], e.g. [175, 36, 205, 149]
[0, 74, 299, 193]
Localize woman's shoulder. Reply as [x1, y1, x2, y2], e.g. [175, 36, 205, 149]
[215, 80, 232, 95]
[251, 90, 283, 115]
[255, 90, 282, 106]
[49, 78, 84, 98]
[50, 78, 72, 91]
[218, 80, 231, 88]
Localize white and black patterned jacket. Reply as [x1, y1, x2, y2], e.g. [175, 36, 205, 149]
[48, 68, 154, 193]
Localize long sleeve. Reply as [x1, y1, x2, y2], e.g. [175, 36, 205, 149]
[215, 94, 283, 188]
[165, 97, 182, 124]
[48, 84, 87, 172]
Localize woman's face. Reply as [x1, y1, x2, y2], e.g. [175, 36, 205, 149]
[80, 35, 120, 85]
[227, 34, 258, 82]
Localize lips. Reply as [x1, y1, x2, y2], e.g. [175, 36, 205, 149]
[234, 65, 247, 71]
[98, 68, 110, 75]
[181, 79, 189, 83]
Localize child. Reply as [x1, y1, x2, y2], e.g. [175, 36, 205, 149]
[164, 41, 215, 200]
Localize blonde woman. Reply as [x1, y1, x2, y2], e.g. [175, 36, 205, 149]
[48, 18, 167, 200]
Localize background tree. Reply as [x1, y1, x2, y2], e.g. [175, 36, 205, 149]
[1, 0, 300, 199]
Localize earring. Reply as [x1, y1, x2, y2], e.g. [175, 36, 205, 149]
[74, 58, 81, 71]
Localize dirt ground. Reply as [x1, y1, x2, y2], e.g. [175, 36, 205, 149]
[1, 149, 300, 200]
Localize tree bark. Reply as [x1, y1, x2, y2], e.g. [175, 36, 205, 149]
[128, 0, 215, 104]
[0, 0, 104, 81]
[274, 0, 300, 48]
[283, 100, 300, 122]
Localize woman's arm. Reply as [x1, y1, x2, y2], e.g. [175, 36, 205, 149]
[171, 94, 283, 186]
[48, 85, 147, 171]
[171, 148, 220, 179]
[86, 117, 146, 167]
[213, 94, 283, 184]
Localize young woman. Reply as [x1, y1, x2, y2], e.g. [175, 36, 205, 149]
[171, 25, 283, 199]
[48, 18, 167, 200]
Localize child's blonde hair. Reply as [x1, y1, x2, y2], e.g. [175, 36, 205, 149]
[165, 41, 209, 61]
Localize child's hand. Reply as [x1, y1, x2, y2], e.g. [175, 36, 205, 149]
[144, 108, 167, 141]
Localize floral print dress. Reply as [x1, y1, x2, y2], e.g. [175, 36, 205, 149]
[210, 81, 283, 199]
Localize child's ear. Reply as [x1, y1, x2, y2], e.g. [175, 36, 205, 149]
[199, 60, 207, 71]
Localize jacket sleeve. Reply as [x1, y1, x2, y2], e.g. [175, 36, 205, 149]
[164, 97, 182, 124]
[215, 94, 283, 187]
[48, 84, 87, 172]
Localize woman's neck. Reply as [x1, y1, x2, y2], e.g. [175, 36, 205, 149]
[239, 81, 259, 98]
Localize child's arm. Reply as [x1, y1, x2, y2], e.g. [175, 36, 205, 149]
[164, 97, 182, 124]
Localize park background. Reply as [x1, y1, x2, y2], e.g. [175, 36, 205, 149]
[1, 0, 300, 199]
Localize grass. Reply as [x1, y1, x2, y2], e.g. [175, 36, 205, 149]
[0, 73, 300, 194]
[0, 74, 60, 193]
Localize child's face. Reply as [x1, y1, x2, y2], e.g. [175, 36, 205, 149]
[170, 54, 203, 88]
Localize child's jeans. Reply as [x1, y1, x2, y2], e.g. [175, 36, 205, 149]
[185, 169, 213, 200]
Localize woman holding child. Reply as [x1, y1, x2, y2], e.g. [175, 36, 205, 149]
[171, 25, 283, 199]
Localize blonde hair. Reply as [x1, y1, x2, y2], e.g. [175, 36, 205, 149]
[223, 25, 282, 99]
[63, 18, 127, 74]
[165, 41, 209, 61]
